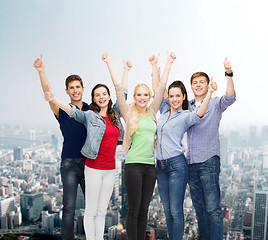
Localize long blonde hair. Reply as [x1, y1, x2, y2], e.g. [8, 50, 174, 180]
[128, 83, 152, 137]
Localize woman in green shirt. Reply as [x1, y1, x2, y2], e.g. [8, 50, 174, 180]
[102, 51, 176, 240]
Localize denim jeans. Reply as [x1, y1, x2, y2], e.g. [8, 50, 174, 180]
[156, 154, 188, 240]
[124, 163, 156, 240]
[188, 155, 223, 240]
[61, 158, 85, 240]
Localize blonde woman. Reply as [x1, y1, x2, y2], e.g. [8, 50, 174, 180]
[102, 51, 176, 240]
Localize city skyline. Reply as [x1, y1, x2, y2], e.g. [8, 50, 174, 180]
[1, 0, 268, 130]
[1, 123, 268, 239]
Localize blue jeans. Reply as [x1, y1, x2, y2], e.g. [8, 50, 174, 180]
[156, 154, 188, 240]
[188, 155, 223, 240]
[61, 158, 85, 240]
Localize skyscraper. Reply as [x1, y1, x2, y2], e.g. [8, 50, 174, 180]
[0, 196, 16, 218]
[220, 134, 229, 167]
[75, 186, 85, 210]
[13, 147, 23, 160]
[252, 189, 268, 240]
[51, 134, 58, 153]
[120, 160, 128, 226]
[20, 192, 44, 222]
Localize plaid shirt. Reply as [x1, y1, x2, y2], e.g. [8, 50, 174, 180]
[187, 93, 236, 164]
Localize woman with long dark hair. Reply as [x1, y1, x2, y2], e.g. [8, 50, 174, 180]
[44, 66, 130, 239]
[154, 79, 217, 240]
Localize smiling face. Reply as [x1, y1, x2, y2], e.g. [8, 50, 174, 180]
[133, 85, 151, 109]
[191, 76, 209, 99]
[65, 80, 84, 102]
[168, 87, 185, 111]
[93, 86, 111, 109]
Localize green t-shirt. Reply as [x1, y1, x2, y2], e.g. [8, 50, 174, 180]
[125, 112, 156, 165]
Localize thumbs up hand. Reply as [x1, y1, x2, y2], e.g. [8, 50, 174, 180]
[208, 77, 217, 93]
[224, 57, 232, 74]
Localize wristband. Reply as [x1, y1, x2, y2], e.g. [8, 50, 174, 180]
[225, 71, 233, 77]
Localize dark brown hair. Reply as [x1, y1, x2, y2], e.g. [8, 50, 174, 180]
[190, 72, 210, 85]
[168, 80, 188, 110]
[65, 75, 84, 89]
[89, 84, 118, 126]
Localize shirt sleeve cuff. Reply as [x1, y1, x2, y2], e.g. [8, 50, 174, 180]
[194, 111, 202, 122]
[224, 91, 236, 100]
[67, 105, 76, 117]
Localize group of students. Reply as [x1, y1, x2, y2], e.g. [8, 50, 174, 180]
[33, 51, 236, 240]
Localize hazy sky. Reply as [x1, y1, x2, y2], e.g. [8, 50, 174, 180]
[1, 0, 267, 132]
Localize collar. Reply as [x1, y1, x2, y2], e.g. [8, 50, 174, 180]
[162, 108, 183, 115]
[190, 99, 195, 105]
[71, 102, 89, 110]
[81, 102, 89, 110]
[190, 99, 204, 106]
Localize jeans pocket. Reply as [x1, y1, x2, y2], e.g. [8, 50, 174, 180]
[169, 161, 186, 171]
[202, 156, 220, 174]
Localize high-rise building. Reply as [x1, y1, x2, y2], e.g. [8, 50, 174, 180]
[0, 196, 15, 217]
[252, 189, 268, 240]
[20, 192, 44, 222]
[75, 186, 85, 210]
[220, 134, 229, 166]
[51, 134, 58, 153]
[105, 211, 118, 232]
[41, 210, 57, 233]
[120, 161, 128, 226]
[262, 153, 268, 175]
[249, 126, 258, 148]
[0, 215, 8, 229]
[108, 225, 117, 240]
[111, 170, 120, 205]
[13, 147, 23, 160]
[76, 213, 85, 235]
[13, 206, 22, 227]
[262, 126, 268, 143]
[230, 131, 240, 147]
[243, 211, 252, 239]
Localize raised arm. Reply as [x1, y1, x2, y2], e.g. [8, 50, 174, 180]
[224, 58, 235, 97]
[196, 78, 217, 117]
[113, 60, 132, 115]
[149, 53, 160, 94]
[121, 60, 132, 90]
[160, 51, 176, 85]
[102, 52, 130, 120]
[33, 54, 59, 117]
[44, 85, 90, 125]
[149, 52, 176, 113]
[102, 52, 121, 86]
[44, 85, 72, 113]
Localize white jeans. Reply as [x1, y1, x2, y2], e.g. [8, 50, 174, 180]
[84, 167, 116, 240]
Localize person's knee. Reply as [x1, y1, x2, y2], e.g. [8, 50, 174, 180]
[63, 201, 76, 214]
[128, 208, 140, 217]
[205, 191, 221, 214]
[206, 205, 221, 217]
[85, 207, 98, 218]
[170, 209, 183, 218]
[97, 208, 107, 217]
